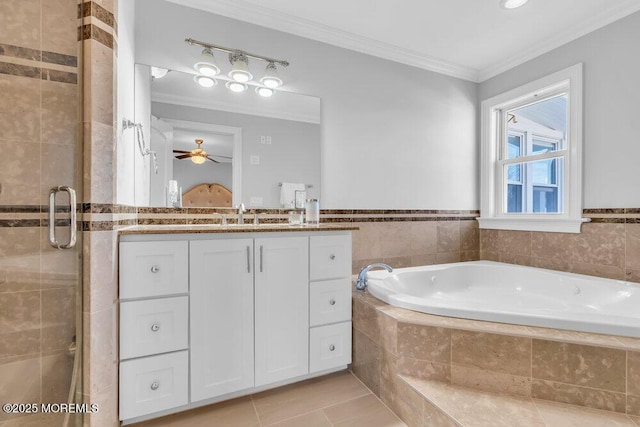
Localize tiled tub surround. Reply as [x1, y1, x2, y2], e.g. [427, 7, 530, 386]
[352, 290, 640, 426]
[481, 209, 640, 283]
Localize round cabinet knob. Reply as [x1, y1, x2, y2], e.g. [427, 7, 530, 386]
[329, 344, 336, 351]
[150, 381, 160, 391]
[150, 265, 160, 273]
[329, 254, 336, 260]
[151, 323, 160, 332]
[329, 299, 336, 306]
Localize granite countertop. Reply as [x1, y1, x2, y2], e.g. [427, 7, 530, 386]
[118, 223, 359, 235]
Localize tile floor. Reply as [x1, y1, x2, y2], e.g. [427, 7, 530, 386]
[131, 371, 406, 427]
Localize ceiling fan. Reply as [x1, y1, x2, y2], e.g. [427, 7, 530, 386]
[173, 139, 231, 165]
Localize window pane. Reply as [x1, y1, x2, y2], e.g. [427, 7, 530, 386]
[508, 135, 521, 159]
[533, 186, 558, 213]
[503, 158, 563, 214]
[532, 159, 557, 185]
[532, 139, 558, 153]
[507, 184, 522, 213]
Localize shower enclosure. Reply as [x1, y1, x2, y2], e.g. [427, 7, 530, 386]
[0, 1, 83, 426]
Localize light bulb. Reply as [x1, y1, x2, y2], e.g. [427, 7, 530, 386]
[256, 86, 274, 97]
[228, 51, 253, 83]
[260, 62, 282, 88]
[191, 155, 206, 164]
[500, 0, 529, 9]
[194, 75, 216, 88]
[226, 81, 247, 93]
[194, 48, 220, 77]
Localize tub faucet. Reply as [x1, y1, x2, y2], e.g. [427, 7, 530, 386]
[356, 263, 393, 291]
[236, 203, 246, 224]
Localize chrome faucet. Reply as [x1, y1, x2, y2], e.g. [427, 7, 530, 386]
[355, 263, 393, 291]
[236, 203, 246, 224]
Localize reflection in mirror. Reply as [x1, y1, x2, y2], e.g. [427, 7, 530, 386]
[134, 64, 321, 209]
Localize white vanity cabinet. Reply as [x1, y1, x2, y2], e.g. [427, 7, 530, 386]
[119, 230, 352, 424]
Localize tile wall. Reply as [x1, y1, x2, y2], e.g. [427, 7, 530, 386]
[352, 290, 640, 422]
[480, 209, 640, 282]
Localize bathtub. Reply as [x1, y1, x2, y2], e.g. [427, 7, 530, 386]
[365, 261, 640, 338]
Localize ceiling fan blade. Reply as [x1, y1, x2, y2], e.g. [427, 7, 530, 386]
[173, 150, 191, 154]
[208, 154, 232, 159]
[206, 156, 219, 163]
[175, 154, 192, 159]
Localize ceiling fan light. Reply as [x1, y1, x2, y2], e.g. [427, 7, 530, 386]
[256, 86, 274, 97]
[260, 62, 282, 88]
[191, 155, 206, 165]
[194, 48, 220, 77]
[228, 51, 253, 82]
[194, 75, 217, 88]
[500, 0, 529, 9]
[226, 81, 248, 93]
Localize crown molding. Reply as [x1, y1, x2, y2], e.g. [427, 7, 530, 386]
[167, 0, 640, 84]
[165, 0, 480, 82]
[478, 1, 640, 81]
[152, 92, 321, 124]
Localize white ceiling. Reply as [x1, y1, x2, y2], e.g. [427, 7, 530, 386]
[166, 0, 640, 82]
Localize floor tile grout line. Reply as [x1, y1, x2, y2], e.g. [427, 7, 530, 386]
[347, 371, 406, 425]
[250, 396, 263, 427]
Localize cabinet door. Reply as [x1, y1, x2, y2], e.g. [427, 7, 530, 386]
[190, 239, 254, 402]
[255, 236, 309, 386]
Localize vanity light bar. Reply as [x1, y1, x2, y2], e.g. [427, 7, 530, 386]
[185, 38, 289, 68]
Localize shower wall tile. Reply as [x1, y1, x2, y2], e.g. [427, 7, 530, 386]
[626, 224, 640, 271]
[0, 74, 41, 142]
[0, 291, 40, 334]
[451, 330, 531, 377]
[0, 141, 42, 205]
[0, 0, 41, 50]
[42, 0, 78, 56]
[84, 122, 115, 205]
[0, 330, 40, 364]
[83, 39, 114, 126]
[0, 358, 41, 422]
[41, 287, 75, 354]
[629, 395, 640, 417]
[39, 142, 80, 205]
[41, 79, 79, 146]
[83, 384, 119, 427]
[41, 351, 74, 404]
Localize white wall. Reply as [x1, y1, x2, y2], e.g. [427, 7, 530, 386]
[116, 0, 136, 205]
[480, 11, 640, 208]
[134, 0, 479, 209]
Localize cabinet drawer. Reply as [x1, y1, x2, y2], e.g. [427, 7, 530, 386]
[120, 241, 188, 299]
[310, 235, 351, 281]
[120, 296, 188, 360]
[119, 351, 188, 421]
[309, 321, 352, 373]
[309, 279, 351, 327]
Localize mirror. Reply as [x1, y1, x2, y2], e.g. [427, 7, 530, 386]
[134, 63, 321, 208]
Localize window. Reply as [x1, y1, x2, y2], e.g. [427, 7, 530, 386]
[478, 64, 587, 233]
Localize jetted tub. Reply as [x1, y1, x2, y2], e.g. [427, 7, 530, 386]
[365, 261, 640, 338]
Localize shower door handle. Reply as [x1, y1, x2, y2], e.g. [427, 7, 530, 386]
[48, 186, 77, 249]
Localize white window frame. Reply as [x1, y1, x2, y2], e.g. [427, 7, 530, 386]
[478, 63, 588, 233]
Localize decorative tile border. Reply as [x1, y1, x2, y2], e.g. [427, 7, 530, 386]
[78, 24, 114, 49]
[0, 43, 78, 67]
[78, 1, 116, 29]
[3, 205, 640, 228]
